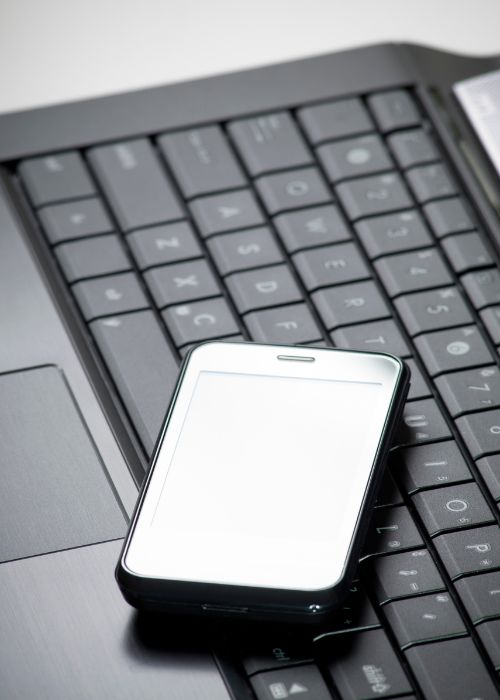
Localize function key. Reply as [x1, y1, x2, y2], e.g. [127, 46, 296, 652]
[477, 455, 500, 501]
[250, 664, 331, 700]
[88, 139, 184, 231]
[325, 628, 414, 699]
[336, 172, 412, 220]
[364, 505, 423, 556]
[162, 297, 239, 346]
[375, 248, 452, 298]
[371, 549, 445, 603]
[312, 280, 390, 330]
[144, 259, 220, 308]
[189, 189, 265, 237]
[456, 408, 500, 459]
[55, 235, 130, 283]
[395, 287, 472, 337]
[455, 570, 500, 623]
[244, 303, 322, 345]
[18, 152, 95, 207]
[414, 325, 493, 377]
[435, 366, 500, 417]
[73, 272, 149, 321]
[461, 269, 500, 309]
[355, 209, 432, 259]
[293, 242, 370, 292]
[227, 112, 311, 176]
[412, 482, 494, 536]
[434, 524, 500, 578]
[158, 125, 246, 198]
[424, 197, 475, 238]
[396, 399, 451, 446]
[317, 134, 392, 182]
[480, 306, 500, 345]
[38, 198, 113, 244]
[367, 90, 420, 132]
[273, 204, 350, 253]
[226, 265, 302, 314]
[384, 592, 466, 648]
[442, 232, 493, 274]
[255, 167, 331, 215]
[127, 221, 201, 270]
[297, 98, 373, 144]
[207, 227, 283, 275]
[406, 163, 457, 204]
[405, 637, 498, 700]
[331, 318, 410, 357]
[387, 128, 439, 169]
[394, 441, 472, 493]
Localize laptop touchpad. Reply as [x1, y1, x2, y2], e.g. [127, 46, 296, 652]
[0, 366, 126, 562]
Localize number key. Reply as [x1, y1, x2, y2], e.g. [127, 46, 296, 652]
[456, 408, 500, 459]
[415, 326, 493, 377]
[375, 248, 452, 298]
[395, 287, 472, 336]
[336, 172, 412, 221]
[435, 366, 500, 417]
[355, 209, 432, 259]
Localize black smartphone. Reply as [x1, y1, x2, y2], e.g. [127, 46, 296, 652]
[116, 341, 409, 623]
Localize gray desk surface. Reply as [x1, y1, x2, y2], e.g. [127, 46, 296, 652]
[1, 0, 499, 115]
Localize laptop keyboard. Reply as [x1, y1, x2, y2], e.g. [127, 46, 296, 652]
[16, 88, 500, 698]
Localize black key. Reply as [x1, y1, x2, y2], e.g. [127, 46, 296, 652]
[395, 441, 472, 493]
[242, 639, 313, 676]
[207, 227, 283, 275]
[406, 163, 457, 203]
[355, 210, 432, 259]
[320, 588, 380, 640]
[461, 269, 500, 309]
[293, 242, 370, 291]
[395, 287, 472, 336]
[250, 664, 331, 700]
[127, 221, 202, 270]
[38, 198, 113, 244]
[228, 112, 312, 176]
[455, 571, 500, 622]
[163, 298, 239, 346]
[434, 525, 500, 578]
[157, 125, 246, 198]
[480, 307, 500, 345]
[388, 128, 439, 168]
[317, 134, 392, 183]
[312, 280, 390, 330]
[405, 359, 432, 401]
[415, 326, 493, 377]
[90, 311, 179, 454]
[372, 549, 445, 602]
[375, 472, 403, 507]
[55, 235, 130, 282]
[298, 98, 373, 144]
[368, 90, 420, 132]
[274, 205, 350, 253]
[435, 366, 500, 417]
[226, 265, 302, 314]
[88, 139, 183, 231]
[245, 304, 322, 344]
[18, 152, 95, 207]
[178, 335, 245, 358]
[364, 506, 423, 556]
[72, 272, 149, 321]
[326, 628, 413, 699]
[331, 319, 410, 357]
[424, 197, 475, 238]
[256, 167, 331, 215]
[477, 620, 500, 669]
[477, 456, 500, 501]
[385, 592, 466, 648]
[144, 260, 220, 308]
[413, 483, 494, 536]
[336, 172, 412, 220]
[374, 248, 452, 298]
[405, 637, 498, 700]
[456, 408, 500, 459]
[189, 189, 265, 237]
[442, 232, 493, 274]
[396, 399, 451, 446]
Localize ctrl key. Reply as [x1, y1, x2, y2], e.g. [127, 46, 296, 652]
[250, 664, 331, 699]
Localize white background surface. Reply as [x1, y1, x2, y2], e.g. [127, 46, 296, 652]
[1, 0, 500, 114]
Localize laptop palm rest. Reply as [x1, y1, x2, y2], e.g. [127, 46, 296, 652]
[0, 366, 126, 562]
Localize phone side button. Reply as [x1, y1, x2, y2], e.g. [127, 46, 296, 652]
[250, 664, 331, 700]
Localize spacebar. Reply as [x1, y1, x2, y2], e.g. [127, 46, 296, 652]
[90, 311, 179, 456]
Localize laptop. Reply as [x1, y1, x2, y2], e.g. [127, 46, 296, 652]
[1, 41, 500, 699]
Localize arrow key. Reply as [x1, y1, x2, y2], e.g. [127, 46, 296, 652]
[250, 664, 331, 699]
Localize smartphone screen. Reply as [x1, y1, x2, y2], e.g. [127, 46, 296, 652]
[124, 343, 405, 597]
